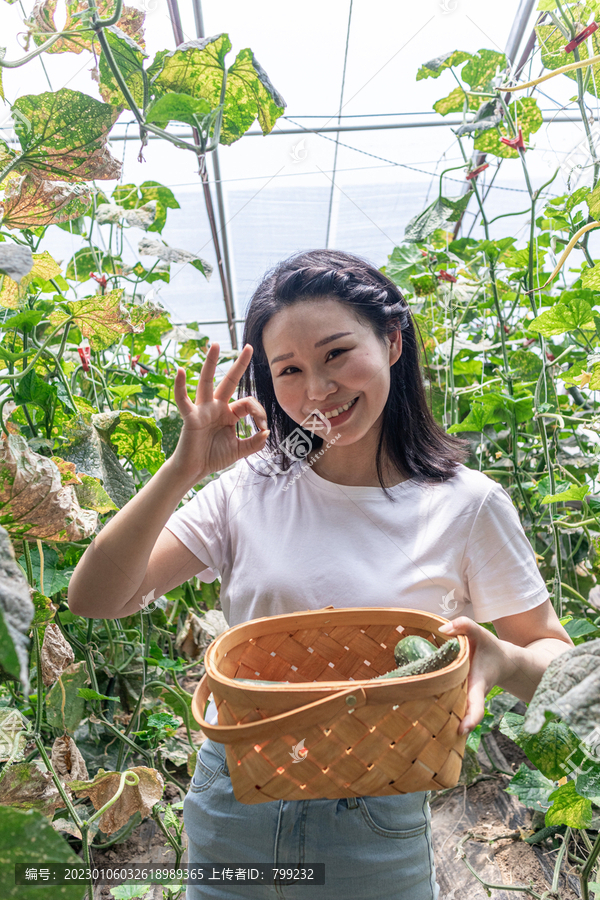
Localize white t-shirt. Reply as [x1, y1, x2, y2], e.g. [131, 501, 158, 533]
[165, 454, 549, 725]
[166, 454, 549, 624]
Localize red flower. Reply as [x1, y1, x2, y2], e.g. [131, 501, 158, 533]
[565, 22, 598, 53]
[466, 163, 489, 181]
[78, 346, 91, 372]
[500, 127, 525, 150]
[437, 270, 457, 283]
[522, 337, 537, 348]
[546, 351, 555, 362]
[89, 271, 108, 287]
[129, 353, 150, 376]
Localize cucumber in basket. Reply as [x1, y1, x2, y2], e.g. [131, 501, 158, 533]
[373, 637, 460, 680]
[393, 634, 437, 667]
[233, 637, 460, 685]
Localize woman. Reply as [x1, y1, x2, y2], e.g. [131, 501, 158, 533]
[68, 249, 574, 899]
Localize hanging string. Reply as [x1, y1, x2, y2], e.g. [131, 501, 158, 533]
[325, 0, 354, 249]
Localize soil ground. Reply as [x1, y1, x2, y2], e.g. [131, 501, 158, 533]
[72, 685, 588, 899]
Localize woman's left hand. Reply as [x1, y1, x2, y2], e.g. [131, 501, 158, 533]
[438, 616, 508, 736]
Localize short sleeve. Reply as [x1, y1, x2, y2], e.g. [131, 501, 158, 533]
[461, 482, 550, 622]
[165, 470, 233, 579]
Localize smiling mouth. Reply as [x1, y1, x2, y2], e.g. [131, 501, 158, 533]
[319, 396, 359, 419]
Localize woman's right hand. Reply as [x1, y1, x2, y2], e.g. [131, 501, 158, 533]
[169, 342, 270, 483]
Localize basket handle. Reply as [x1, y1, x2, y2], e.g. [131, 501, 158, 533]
[191, 673, 369, 744]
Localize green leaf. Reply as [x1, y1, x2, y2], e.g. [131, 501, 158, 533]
[564, 618, 598, 641]
[509, 349, 542, 379]
[109, 886, 152, 900]
[77, 688, 120, 702]
[447, 395, 503, 432]
[46, 660, 89, 734]
[581, 264, 600, 290]
[384, 244, 428, 291]
[542, 483, 589, 504]
[64, 246, 126, 282]
[416, 50, 472, 80]
[545, 779, 592, 828]
[500, 711, 580, 781]
[0, 806, 86, 899]
[587, 182, 600, 220]
[15, 545, 73, 597]
[98, 26, 147, 109]
[474, 97, 543, 159]
[12, 89, 120, 182]
[12, 369, 57, 415]
[527, 296, 595, 336]
[113, 181, 180, 234]
[504, 762, 556, 811]
[404, 192, 472, 243]
[145, 93, 211, 129]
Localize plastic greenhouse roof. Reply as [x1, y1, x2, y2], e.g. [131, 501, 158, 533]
[2, 0, 600, 350]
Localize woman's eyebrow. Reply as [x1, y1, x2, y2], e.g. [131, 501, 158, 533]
[270, 332, 354, 366]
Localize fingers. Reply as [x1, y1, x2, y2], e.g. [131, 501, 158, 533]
[173, 365, 195, 416]
[236, 427, 271, 460]
[197, 342, 221, 405]
[213, 344, 254, 404]
[228, 396, 268, 431]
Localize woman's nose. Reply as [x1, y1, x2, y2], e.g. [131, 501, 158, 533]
[305, 372, 337, 403]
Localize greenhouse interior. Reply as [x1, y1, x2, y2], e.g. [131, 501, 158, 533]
[5, 0, 600, 898]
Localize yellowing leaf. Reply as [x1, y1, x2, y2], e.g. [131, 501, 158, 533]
[0, 250, 62, 309]
[48, 288, 147, 351]
[474, 97, 543, 159]
[12, 89, 121, 182]
[70, 766, 164, 835]
[0, 173, 92, 229]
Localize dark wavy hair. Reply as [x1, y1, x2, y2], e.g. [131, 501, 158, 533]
[237, 249, 470, 497]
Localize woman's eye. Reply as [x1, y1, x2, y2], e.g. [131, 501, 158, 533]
[327, 348, 347, 361]
[280, 366, 299, 376]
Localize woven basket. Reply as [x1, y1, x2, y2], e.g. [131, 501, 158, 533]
[191, 606, 469, 805]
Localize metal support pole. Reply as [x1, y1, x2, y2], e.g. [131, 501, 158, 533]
[191, 1, 237, 345]
[165, 0, 238, 348]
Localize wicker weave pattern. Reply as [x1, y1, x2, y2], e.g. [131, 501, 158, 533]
[192, 607, 469, 805]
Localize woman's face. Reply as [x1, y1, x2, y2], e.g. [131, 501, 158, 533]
[262, 297, 401, 446]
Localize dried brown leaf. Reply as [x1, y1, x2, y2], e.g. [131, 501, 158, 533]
[41, 623, 75, 686]
[30, 0, 146, 53]
[0, 433, 98, 541]
[50, 735, 89, 784]
[0, 172, 93, 229]
[0, 761, 62, 817]
[70, 765, 164, 835]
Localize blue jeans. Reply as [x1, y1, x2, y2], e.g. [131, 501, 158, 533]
[184, 738, 441, 899]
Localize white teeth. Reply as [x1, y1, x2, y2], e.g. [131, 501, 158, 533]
[323, 397, 357, 419]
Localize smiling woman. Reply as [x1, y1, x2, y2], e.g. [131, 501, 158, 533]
[238, 249, 472, 493]
[69, 248, 573, 900]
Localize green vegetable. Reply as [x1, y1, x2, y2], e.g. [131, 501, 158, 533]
[393, 634, 437, 667]
[374, 638, 461, 680]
